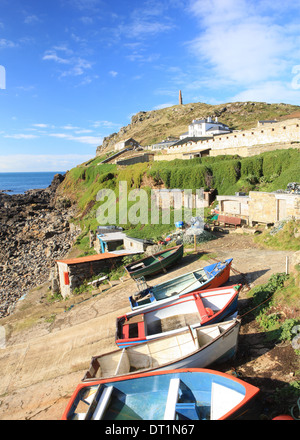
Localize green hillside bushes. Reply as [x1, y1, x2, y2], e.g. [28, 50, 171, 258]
[146, 148, 300, 195]
[59, 148, 300, 244]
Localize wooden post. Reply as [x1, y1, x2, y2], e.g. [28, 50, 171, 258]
[89, 230, 94, 248]
[194, 234, 197, 252]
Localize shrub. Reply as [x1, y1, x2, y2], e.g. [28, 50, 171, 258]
[240, 156, 263, 179]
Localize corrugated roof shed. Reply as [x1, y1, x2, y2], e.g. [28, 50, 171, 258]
[56, 252, 129, 265]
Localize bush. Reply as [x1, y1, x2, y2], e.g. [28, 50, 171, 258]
[210, 159, 241, 194]
[240, 156, 263, 179]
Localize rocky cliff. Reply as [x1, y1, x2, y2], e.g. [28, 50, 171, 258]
[0, 174, 80, 318]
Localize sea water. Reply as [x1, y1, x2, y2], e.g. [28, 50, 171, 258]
[0, 171, 65, 195]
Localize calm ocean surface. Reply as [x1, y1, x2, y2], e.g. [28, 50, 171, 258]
[0, 172, 65, 195]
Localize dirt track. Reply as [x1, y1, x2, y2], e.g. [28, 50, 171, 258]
[0, 232, 297, 420]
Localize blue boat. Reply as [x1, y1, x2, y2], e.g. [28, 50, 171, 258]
[129, 258, 233, 310]
[62, 368, 259, 420]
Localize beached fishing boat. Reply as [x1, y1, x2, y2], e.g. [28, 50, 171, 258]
[83, 318, 241, 382]
[129, 258, 233, 310]
[62, 367, 259, 420]
[124, 244, 184, 279]
[116, 284, 241, 348]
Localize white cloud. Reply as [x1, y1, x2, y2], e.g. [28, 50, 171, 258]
[43, 47, 92, 78]
[153, 102, 176, 110]
[43, 50, 70, 64]
[49, 132, 101, 145]
[187, 0, 300, 102]
[79, 16, 94, 25]
[92, 120, 121, 130]
[4, 134, 38, 139]
[75, 129, 93, 134]
[189, 20, 292, 85]
[60, 58, 92, 77]
[0, 154, 93, 172]
[126, 52, 160, 63]
[32, 123, 49, 128]
[24, 15, 41, 24]
[69, 0, 100, 11]
[114, 3, 176, 42]
[61, 125, 80, 130]
[0, 38, 17, 49]
[230, 81, 300, 105]
[109, 70, 118, 77]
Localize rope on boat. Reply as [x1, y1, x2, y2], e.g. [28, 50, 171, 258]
[238, 295, 274, 319]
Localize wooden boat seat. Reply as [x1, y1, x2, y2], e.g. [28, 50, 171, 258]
[160, 313, 200, 333]
[121, 314, 145, 340]
[126, 314, 144, 324]
[85, 385, 114, 420]
[132, 292, 151, 302]
[164, 378, 180, 420]
[164, 378, 200, 420]
[175, 402, 199, 419]
[194, 294, 214, 323]
[114, 349, 130, 376]
[165, 291, 177, 297]
[130, 262, 145, 270]
[210, 382, 244, 420]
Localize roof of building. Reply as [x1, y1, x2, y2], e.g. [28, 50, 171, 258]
[172, 136, 211, 147]
[56, 252, 130, 265]
[190, 119, 228, 126]
[125, 236, 154, 244]
[97, 232, 127, 242]
[206, 126, 230, 132]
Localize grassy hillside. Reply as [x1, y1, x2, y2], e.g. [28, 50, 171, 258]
[58, 148, 300, 244]
[97, 101, 300, 153]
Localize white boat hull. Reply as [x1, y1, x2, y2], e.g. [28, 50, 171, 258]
[83, 318, 241, 382]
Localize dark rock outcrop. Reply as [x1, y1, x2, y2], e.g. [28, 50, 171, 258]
[0, 174, 80, 318]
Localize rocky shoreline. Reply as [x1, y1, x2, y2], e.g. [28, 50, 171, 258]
[0, 174, 80, 318]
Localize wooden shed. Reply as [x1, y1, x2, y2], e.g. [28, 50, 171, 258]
[56, 252, 129, 298]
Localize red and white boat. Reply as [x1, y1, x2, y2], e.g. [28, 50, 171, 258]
[116, 284, 241, 348]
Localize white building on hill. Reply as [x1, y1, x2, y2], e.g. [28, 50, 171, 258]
[187, 117, 231, 138]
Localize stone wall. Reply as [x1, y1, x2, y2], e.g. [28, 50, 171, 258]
[290, 250, 300, 287]
[248, 192, 277, 225]
[116, 153, 154, 166]
[166, 118, 300, 157]
[154, 153, 186, 161]
[209, 142, 298, 157]
[216, 192, 300, 226]
[217, 195, 250, 223]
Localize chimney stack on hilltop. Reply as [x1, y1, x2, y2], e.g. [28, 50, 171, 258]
[179, 90, 183, 105]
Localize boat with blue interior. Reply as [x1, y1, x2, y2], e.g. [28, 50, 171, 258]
[129, 258, 233, 310]
[62, 368, 259, 420]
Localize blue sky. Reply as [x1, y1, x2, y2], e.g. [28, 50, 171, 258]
[1, 0, 300, 172]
